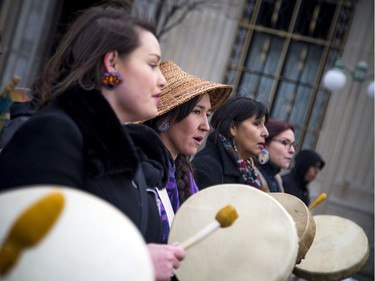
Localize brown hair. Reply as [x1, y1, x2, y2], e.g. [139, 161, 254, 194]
[265, 119, 295, 145]
[34, 2, 156, 108]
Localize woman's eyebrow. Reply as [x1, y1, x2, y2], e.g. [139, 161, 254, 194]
[195, 104, 212, 111]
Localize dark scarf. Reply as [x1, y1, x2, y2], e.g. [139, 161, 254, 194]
[219, 134, 263, 190]
[159, 156, 179, 243]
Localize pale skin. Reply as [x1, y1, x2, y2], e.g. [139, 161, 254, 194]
[266, 129, 296, 169]
[102, 28, 167, 124]
[160, 93, 212, 160]
[101, 28, 185, 281]
[230, 115, 269, 160]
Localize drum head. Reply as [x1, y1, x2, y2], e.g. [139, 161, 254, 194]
[0, 185, 154, 281]
[294, 215, 369, 281]
[269, 193, 316, 264]
[168, 184, 298, 281]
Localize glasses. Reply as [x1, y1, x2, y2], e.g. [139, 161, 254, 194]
[272, 138, 297, 150]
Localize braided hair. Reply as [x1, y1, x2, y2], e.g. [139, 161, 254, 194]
[145, 96, 201, 204]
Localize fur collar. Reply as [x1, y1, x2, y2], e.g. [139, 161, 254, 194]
[126, 124, 169, 189]
[57, 87, 139, 178]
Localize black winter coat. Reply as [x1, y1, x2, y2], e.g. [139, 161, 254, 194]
[192, 132, 244, 189]
[0, 101, 36, 149]
[257, 162, 283, 192]
[0, 87, 168, 243]
[282, 150, 325, 206]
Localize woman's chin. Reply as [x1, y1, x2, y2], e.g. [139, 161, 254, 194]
[134, 111, 158, 123]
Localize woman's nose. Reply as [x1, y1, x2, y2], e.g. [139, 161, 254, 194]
[200, 116, 210, 132]
[158, 70, 167, 88]
[262, 126, 269, 138]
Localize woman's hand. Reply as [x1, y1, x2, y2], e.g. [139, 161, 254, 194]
[147, 243, 186, 281]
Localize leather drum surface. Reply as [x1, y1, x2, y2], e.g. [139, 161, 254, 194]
[294, 215, 369, 281]
[0, 185, 154, 281]
[168, 184, 299, 281]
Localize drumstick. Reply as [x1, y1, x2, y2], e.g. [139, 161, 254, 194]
[178, 204, 238, 250]
[309, 193, 327, 210]
[0, 192, 64, 276]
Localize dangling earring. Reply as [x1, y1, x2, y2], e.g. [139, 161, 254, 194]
[102, 72, 123, 89]
[158, 119, 170, 133]
[258, 149, 270, 165]
[232, 138, 238, 152]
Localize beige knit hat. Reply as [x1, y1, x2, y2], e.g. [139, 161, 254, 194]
[156, 61, 233, 117]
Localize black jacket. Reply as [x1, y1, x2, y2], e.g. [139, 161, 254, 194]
[257, 161, 283, 192]
[192, 132, 244, 189]
[0, 87, 168, 243]
[0, 101, 36, 149]
[282, 150, 325, 206]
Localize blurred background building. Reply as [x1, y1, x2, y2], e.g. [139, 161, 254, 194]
[0, 0, 373, 279]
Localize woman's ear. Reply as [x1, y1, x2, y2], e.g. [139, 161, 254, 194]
[229, 122, 236, 137]
[103, 51, 119, 72]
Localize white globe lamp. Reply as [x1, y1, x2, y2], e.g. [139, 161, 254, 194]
[367, 81, 374, 98]
[322, 68, 347, 92]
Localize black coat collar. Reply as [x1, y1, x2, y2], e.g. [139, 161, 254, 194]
[126, 123, 169, 189]
[206, 132, 240, 177]
[57, 87, 139, 178]
[258, 161, 281, 177]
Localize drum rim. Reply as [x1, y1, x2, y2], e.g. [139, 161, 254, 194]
[269, 192, 316, 264]
[169, 184, 299, 281]
[293, 215, 370, 281]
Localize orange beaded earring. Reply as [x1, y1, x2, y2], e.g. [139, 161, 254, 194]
[102, 72, 123, 89]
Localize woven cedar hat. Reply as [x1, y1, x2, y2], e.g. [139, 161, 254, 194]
[157, 61, 233, 117]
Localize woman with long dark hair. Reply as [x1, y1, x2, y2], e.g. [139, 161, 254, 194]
[0, 3, 185, 280]
[145, 60, 232, 244]
[192, 96, 269, 190]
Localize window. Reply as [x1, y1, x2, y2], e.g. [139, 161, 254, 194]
[225, 0, 356, 149]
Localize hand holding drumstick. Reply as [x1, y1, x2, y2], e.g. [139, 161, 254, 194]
[177, 204, 238, 250]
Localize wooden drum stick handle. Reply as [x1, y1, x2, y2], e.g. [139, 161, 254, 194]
[309, 193, 327, 210]
[178, 221, 220, 250]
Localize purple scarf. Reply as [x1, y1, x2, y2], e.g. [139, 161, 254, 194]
[158, 160, 198, 243]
